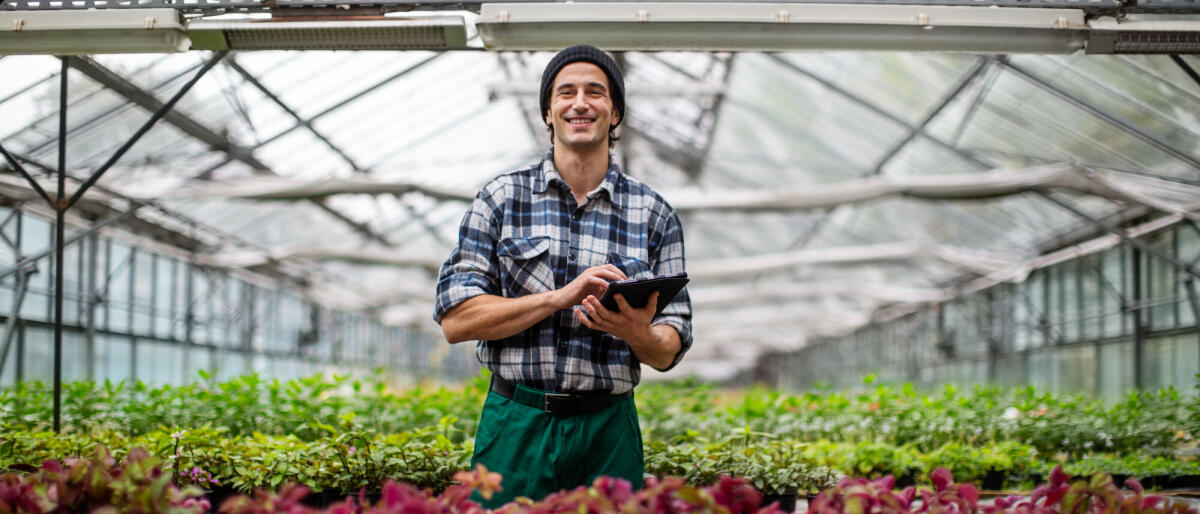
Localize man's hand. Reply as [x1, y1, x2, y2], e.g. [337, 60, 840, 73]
[574, 291, 659, 347]
[552, 264, 626, 310]
[573, 291, 682, 370]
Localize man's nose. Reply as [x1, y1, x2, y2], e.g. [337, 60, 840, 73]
[571, 92, 587, 110]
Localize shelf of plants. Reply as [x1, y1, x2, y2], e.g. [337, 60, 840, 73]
[1, 371, 1197, 513]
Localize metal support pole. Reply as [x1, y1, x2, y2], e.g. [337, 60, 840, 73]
[1184, 276, 1200, 373]
[84, 234, 98, 381]
[986, 289, 999, 383]
[1131, 246, 1144, 390]
[243, 285, 255, 375]
[128, 247, 137, 382]
[52, 56, 68, 433]
[15, 320, 23, 382]
[0, 267, 33, 379]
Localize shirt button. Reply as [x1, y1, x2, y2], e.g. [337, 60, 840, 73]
[569, 252, 577, 261]
[572, 213, 580, 221]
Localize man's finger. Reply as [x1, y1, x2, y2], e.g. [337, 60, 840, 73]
[597, 264, 626, 280]
[574, 307, 596, 329]
[584, 296, 611, 322]
[642, 291, 660, 312]
[612, 293, 633, 313]
[592, 269, 624, 282]
[585, 276, 610, 294]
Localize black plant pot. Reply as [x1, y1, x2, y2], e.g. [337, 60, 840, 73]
[895, 473, 917, 489]
[1167, 474, 1200, 490]
[203, 485, 239, 511]
[761, 491, 798, 513]
[302, 490, 382, 508]
[982, 470, 1005, 491]
[1141, 475, 1171, 490]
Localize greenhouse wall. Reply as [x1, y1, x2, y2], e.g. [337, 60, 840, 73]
[760, 221, 1200, 400]
[0, 205, 477, 387]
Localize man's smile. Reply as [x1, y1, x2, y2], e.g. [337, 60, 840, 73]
[567, 115, 596, 127]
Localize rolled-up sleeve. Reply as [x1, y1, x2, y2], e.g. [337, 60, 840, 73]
[649, 205, 692, 371]
[433, 187, 502, 324]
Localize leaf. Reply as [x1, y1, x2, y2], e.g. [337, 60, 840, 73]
[931, 468, 953, 492]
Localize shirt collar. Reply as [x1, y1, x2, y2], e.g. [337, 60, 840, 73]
[535, 149, 625, 209]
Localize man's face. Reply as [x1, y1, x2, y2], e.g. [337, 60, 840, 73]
[545, 62, 619, 151]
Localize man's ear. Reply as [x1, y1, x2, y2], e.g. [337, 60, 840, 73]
[611, 108, 620, 127]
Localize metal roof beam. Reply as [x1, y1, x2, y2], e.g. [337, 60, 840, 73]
[765, 54, 997, 257]
[764, 53, 992, 170]
[225, 56, 364, 172]
[1170, 55, 1200, 91]
[1002, 59, 1200, 170]
[0, 71, 57, 108]
[66, 55, 392, 245]
[3, 56, 197, 154]
[1037, 190, 1200, 279]
[872, 56, 995, 175]
[496, 52, 545, 149]
[256, 53, 444, 151]
[66, 55, 270, 172]
[692, 53, 734, 182]
[622, 123, 701, 175]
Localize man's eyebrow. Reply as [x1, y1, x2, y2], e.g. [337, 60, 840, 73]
[555, 81, 608, 92]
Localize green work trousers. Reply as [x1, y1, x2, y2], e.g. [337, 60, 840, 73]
[469, 382, 644, 508]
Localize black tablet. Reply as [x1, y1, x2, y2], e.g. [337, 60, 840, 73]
[597, 272, 689, 315]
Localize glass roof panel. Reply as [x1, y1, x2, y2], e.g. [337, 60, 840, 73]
[4, 41, 1199, 378]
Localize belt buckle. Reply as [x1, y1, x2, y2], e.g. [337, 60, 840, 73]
[543, 393, 571, 413]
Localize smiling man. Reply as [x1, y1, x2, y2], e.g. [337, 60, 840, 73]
[433, 45, 692, 506]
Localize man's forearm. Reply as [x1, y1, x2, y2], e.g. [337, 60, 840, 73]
[626, 324, 681, 371]
[440, 293, 561, 343]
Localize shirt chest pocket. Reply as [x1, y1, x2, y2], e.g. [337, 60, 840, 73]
[609, 252, 654, 281]
[498, 236, 556, 297]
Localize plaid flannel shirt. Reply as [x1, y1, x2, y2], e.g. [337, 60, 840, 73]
[434, 151, 692, 394]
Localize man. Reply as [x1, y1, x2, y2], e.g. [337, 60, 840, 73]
[433, 45, 692, 507]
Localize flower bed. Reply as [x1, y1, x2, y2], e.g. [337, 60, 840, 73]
[3, 449, 1196, 514]
[1, 371, 1197, 497]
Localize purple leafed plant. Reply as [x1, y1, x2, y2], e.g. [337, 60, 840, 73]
[0, 447, 210, 514]
[808, 466, 1198, 514]
[218, 465, 787, 514]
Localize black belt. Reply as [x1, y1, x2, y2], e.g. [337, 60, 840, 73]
[490, 377, 632, 415]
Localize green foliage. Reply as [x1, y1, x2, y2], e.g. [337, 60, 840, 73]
[0, 425, 472, 496]
[0, 370, 490, 442]
[1, 370, 1196, 498]
[636, 377, 1197, 458]
[1049, 454, 1200, 479]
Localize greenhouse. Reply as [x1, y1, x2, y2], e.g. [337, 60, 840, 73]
[0, 2, 1199, 513]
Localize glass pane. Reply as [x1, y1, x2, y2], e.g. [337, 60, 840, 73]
[1098, 340, 1133, 402]
[97, 335, 132, 383]
[20, 214, 50, 322]
[133, 250, 154, 336]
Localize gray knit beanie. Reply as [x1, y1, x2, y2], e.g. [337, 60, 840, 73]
[539, 45, 625, 127]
